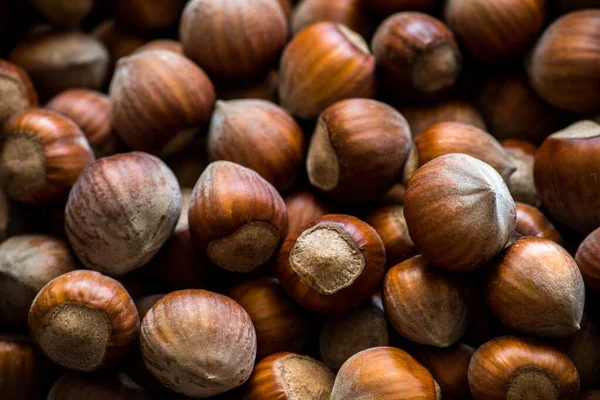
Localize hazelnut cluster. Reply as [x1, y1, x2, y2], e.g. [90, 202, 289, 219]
[0, 0, 598, 399]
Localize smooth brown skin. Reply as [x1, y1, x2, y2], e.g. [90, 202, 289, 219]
[133, 40, 184, 56]
[109, 50, 216, 155]
[475, 74, 566, 143]
[383, 256, 469, 347]
[559, 312, 600, 389]
[278, 214, 386, 315]
[188, 161, 288, 273]
[28, 270, 139, 372]
[291, 0, 372, 37]
[0, 235, 77, 325]
[208, 99, 305, 191]
[0, 60, 37, 127]
[504, 146, 539, 207]
[371, 12, 462, 100]
[307, 98, 412, 204]
[48, 373, 148, 400]
[46, 89, 123, 157]
[501, 139, 538, 156]
[368, 0, 442, 15]
[115, 0, 186, 31]
[413, 343, 474, 399]
[217, 70, 280, 104]
[468, 336, 579, 399]
[515, 203, 562, 244]
[92, 20, 148, 67]
[30, 0, 94, 27]
[528, 10, 600, 113]
[575, 227, 600, 291]
[181, 0, 288, 82]
[226, 278, 308, 360]
[140, 290, 257, 398]
[331, 347, 441, 400]
[486, 237, 585, 338]
[242, 352, 335, 400]
[0, 335, 43, 400]
[0, 108, 95, 205]
[366, 204, 416, 267]
[284, 191, 328, 234]
[445, 0, 546, 63]
[534, 121, 600, 233]
[279, 22, 376, 120]
[399, 98, 487, 137]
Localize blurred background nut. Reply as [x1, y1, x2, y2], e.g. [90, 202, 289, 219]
[114, 0, 186, 32]
[0, 60, 37, 128]
[367, 0, 442, 15]
[366, 204, 416, 268]
[47, 372, 148, 400]
[575, 227, 600, 292]
[291, 0, 372, 37]
[284, 191, 328, 234]
[502, 141, 539, 206]
[514, 203, 562, 244]
[0, 334, 45, 400]
[30, 0, 94, 27]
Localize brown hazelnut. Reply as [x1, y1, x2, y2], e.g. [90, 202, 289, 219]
[216, 70, 280, 104]
[208, 99, 305, 191]
[0, 60, 37, 127]
[48, 372, 148, 400]
[404, 153, 516, 272]
[189, 161, 288, 273]
[65, 152, 182, 276]
[46, 89, 123, 158]
[559, 312, 600, 390]
[92, 20, 148, 68]
[140, 289, 256, 398]
[284, 191, 328, 234]
[445, 0, 546, 62]
[0, 334, 44, 400]
[367, 0, 442, 15]
[109, 50, 216, 155]
[0, 108, 94, 205]
[30, 0, 94, 27]
[306, 98, 412, 204]
[226, 278, 308, 359]
[528, 10, 600, 113]
[486, 237, 585, 338]
[291, 0, 371, 37]
[501, 139, 538, 156]
[279, 22, 376, 120]
[114, 0, 186, 32]
[515, 202, 562, 244]
[9, 31, 109, 100]
[371, 12, 462, 100]
[383, 255, 469, 347]
[133, 39, 184, 56]
[331, 347, 441, 399]
[366, 204, 416, 267]
[378, 183, 406, 206]
[503, 144, 540, 207]
[534, 120, 600, 233]
[468, 336, 579, 399]
[180, 0, 288, 82]
[575, 227, 600, 292]
[278, 214, 385, 315]
[28, 270, 139, 372]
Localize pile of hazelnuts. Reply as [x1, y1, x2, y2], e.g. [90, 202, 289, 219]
[0, 0, 599, 398]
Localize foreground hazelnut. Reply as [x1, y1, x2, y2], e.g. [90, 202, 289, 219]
[208, 100, 305, 191]
[109, 50, 216, 155]
[65, 152, 181, 276]
[48, 372, 148, 400]
[383, 255, 468, 347]
[0, 334, 44, 400]
[28, 270, 139, 372]
[189, 161, 288, 273]
[279, 22, 376, 120]
[404, 154, 516, 272]
[284, 191, 328, 234]
[114, 0, 186, 32]
[242, 352, 335, 400]
[291, 0, 371, 37]
[30, 0, 94, 27]
[180, 0, 288, 82]
[515, 203, 562, 244]
[486, 237, 585, 338]
[331, 347, 441, 399]
[371, 12, 462, 100]
[468, 336, 579, 399]
[306, 98, 412, 204]
[559, 312, 600, 390]
[140, 289, 256, 398]
[503, 143, 539, 206]
[575, 227, 600, 291]
[366, 204, 416, 267]
[528, 10, 600, 113]
[278, 214, 385, 314]
[0, 60, 37, 127]
[0, 109, 94, 205]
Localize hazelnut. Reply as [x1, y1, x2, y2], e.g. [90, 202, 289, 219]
[0, 235, 77, 325]
[278, 214, 385, 314]
[515, 202, 562, 244]
[140, 289, 256, 398]
[133, 39, 184, 56]
[501, 139, 538, 156]
[383, 255, 469, 347]
[378, 183, 406, 206]
[559, 312, 600, 390]
[0, 108, 94, 205]
[30, 0, 94, 27]
[284, 191, 328, 234]
[208, 99, 305, 191]
[291, 0, 372, 37]
[331, 347, 441, 399]
[575, 227, 600, 291]
[399, 97, 487, 137]
[65, 152, 182, 276]
[528, 10, 600, 113]
[534, 120, 600, 233]
[28, 270, 139, 372]
[444, 0, 546, 62]
[0, 60, 37, 127]
[226, 278, 309, 359]
[46, 89, 123, 158]
[279, 22, 376, 120]
[468, 336, 579, 399]
[486, 237, 585, 338]
[189, 161, 287, 273]
[0, 334, 44, 400]
[9, 31, 109, 100]
[371, 12, 462, 100]
[180, 0, 288, 82]
[366, 204, 416, 267]
[404, 154, 516, 272]
[402, 122, 516, 183]
[114, 0, 186, 32]
[92, 20, 148, 69]
[306, 98, 412, 204]
[48, 372, 148, 400]
[216, 70, 280, 104]
[503, 143, 540, 207]
[109, 50, 216, 156]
